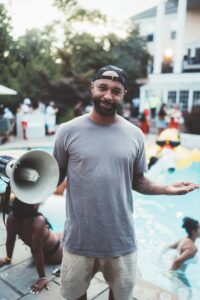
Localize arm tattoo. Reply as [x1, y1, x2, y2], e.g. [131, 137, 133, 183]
[132, 173, 168, 195]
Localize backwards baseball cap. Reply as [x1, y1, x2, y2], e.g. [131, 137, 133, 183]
[92, 65, 127, 89]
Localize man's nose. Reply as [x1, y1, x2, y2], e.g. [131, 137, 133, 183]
[103, 90, 113, 101]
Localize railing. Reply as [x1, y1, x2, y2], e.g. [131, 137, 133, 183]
[183, 57, 200, 71]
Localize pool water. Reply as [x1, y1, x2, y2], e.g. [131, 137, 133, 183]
[134, 162, 200, 300]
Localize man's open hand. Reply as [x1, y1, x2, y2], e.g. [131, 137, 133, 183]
[165, 182, 199, 195]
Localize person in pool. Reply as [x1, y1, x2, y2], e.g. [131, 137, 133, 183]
[164, 217, 200, 287]
[0, 197, 63, 294]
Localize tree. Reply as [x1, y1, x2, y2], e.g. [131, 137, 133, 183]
[52, 0, 149, 105]
[109, 27, 150, 100]
[0, 3, 18, 107]
[7, 27, 61, 104]
[46, 33, 118, 107]
[48, 0, 111, 106]
[0, 3, 61, 107]
[53, 0, 77, 13]
[0, 3, 12, 62]
[54, 28, 149, 104]
[0, 1, 150, 118]
[0, 3, 13, 84]
[53, 0, 106, 24]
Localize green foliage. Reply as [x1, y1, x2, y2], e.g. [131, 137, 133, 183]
[58, 26, 149, 101]
[0, 3, 12, 60]
[54, 0, 107, 48]
[68, 8, 106, 23]
[53, 0, 77, 13]
[57, 106, 74, 123]
[0, 1, 149, 112]
[110, 27, 149, 99]
[0, 16, 61, 104]
[12, 28, 61, 100]
[0, 3, 15, 92]
[68, 33, 116, 75]
[54, 0, 105, 23]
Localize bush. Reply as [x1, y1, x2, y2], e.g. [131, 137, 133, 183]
[57, 107, 74, 124]
[184, 106, 200, 134]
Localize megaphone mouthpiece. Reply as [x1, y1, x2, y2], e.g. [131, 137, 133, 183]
[17, 166, 40, 182]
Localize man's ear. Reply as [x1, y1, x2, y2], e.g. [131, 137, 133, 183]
[91, 82, 94, 90]
[122, 89, 127, 99]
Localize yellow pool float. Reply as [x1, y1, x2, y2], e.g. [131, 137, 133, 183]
[147, 129, 200, 170]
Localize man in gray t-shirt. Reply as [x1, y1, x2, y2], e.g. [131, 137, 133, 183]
[53, 65, 198, 300]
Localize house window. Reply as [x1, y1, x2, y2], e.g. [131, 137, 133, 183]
[146, 34, 154, 42]
[179, 90, 189, 111]
[193, 91, 200, 107]
[195, 48, 200, 59]
[171, 31, 176, 39]
[168, 91, 177, 108]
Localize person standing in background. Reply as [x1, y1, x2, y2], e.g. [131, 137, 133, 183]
[139, 109, 150, 135]
[157, 103, 168, 134]
[122, 102, 132, 121]
[3, 107, 14, 120]
[149, 94, 159, 119]
[131, 97, 140, 118]
[169, 104, 183, 130]
[38, 100, 46, 115]
[21, 98, 32, 140]
[45, 101, 58, 135]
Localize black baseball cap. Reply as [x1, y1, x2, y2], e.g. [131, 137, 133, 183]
[92, 65, 127, 89]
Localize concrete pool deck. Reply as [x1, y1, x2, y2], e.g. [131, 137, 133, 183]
[0, 131, 199, 150]
[1, 131, 199, 299]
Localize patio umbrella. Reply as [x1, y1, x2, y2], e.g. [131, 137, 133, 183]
[0, 84, 17, 95]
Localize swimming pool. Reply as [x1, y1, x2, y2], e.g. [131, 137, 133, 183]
[0, 147, 199, 299]
[134, 162, 200, 300]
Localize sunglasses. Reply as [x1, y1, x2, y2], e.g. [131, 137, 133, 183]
[156, 140, 180, 147]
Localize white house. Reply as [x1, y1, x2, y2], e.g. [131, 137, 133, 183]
[133, 0, 200, 112]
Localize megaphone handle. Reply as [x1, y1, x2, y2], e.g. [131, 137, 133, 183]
[5, 159, 17, 178]
[0, 156, 15, 178]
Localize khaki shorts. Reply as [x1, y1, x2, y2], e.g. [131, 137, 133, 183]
[60, 250, 137, 300]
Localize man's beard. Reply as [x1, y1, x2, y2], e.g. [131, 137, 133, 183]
[92, 97, 120, 117]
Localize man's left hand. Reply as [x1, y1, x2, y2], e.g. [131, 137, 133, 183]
[165, 182, 199, 195]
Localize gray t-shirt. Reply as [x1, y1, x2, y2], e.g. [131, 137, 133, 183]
[53, 114, 147, 257]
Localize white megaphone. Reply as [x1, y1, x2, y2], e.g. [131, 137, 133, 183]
[0, 150, 59, 204]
